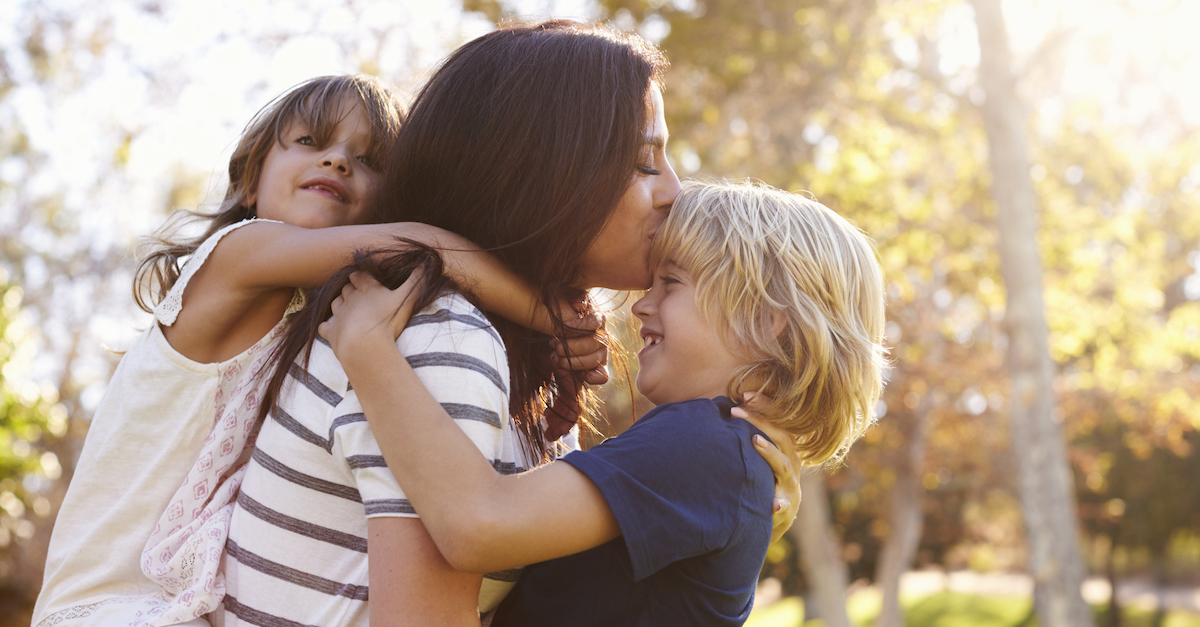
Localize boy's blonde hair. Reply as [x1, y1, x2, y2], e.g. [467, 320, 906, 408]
[650, 179, 886, 465]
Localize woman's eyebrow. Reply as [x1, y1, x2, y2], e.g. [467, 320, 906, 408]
[646, 133, 667, 150]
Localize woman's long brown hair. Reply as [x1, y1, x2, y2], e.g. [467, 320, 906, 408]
[263, 21, 669, 463]
[261, 240, 456, 434]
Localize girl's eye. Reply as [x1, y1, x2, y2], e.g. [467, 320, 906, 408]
[658, 274, 677, 285]
[296, 135, 316, 147]
[358, 155, 380, 170]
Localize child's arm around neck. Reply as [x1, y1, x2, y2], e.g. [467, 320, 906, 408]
[157, 219, 549, 364]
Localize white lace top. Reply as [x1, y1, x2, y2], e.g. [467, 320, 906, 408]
[34, 219, 303, 627]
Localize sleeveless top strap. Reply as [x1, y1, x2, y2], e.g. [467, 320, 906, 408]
[153, 218, 306, 326]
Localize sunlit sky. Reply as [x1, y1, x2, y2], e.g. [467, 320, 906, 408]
[1, 0, 1197, 404]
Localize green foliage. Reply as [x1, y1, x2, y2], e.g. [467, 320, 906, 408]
[0, 281, 63, 555]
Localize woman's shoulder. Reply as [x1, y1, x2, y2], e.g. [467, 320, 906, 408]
[399, 291, 508, 376]
[404, 292, 500, 343]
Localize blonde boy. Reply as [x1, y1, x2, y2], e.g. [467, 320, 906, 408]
[318, 178, 887, 625]
[636, 179, 886, 464]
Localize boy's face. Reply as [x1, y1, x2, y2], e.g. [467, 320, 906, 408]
[631, 261, 752, 405]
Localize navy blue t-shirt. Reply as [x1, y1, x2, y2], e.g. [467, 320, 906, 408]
[492, 397, 775, 627]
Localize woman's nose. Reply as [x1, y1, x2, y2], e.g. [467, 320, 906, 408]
[655, 160, 682, 211]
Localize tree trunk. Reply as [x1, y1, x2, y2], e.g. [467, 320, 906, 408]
[875, 286, 946, 627]
[970, 1, 1093, 626]
[791, 470, 852, 627]
[874, 393, 934, 627]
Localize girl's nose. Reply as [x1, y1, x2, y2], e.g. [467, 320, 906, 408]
[322, 147, 351, 173]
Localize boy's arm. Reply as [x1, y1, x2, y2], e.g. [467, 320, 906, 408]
[320, 272, 620, 574]
[367, 517, 482, 627]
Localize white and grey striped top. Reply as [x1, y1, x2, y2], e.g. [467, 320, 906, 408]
[217, 293, 531, 627]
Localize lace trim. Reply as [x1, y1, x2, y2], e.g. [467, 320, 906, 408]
[35, 593, 165, 627]
[154, 219, 296, 326]
[285, 288, 306, 316]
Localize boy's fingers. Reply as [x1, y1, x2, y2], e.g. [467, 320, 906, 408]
[347, 270, 369, 289]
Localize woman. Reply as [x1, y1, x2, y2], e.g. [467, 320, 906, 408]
[218, 20, 798, 626]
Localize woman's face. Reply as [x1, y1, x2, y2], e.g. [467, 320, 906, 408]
[578, 86, 681, 290]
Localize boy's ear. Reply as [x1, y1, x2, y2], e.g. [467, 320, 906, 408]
[771, 310, 787, 339]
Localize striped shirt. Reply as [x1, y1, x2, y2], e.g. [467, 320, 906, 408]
[218, 293, 530, 627]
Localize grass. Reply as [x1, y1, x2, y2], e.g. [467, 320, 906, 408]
[745, 590, 1200, 627]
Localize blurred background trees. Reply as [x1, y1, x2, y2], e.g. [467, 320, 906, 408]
[2, 0, 1198, 625]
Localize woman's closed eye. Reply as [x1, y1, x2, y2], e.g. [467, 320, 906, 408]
[638, 164, 662, 176]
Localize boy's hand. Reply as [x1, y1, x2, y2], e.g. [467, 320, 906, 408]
[319, 270, 423, 365]
[732, 394, 802, 543]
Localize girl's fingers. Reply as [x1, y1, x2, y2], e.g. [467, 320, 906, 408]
[563, 311, 604, 333]
[549, 346, 608, 372]
[555, 335, 607, 360]
[582, 366, 609, 386]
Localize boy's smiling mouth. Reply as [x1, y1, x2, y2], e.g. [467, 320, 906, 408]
[640, 332, 663, 352]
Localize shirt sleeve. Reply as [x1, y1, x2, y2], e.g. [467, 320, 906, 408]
[332, 294, 513, 519]
[560, 399, 766, 581]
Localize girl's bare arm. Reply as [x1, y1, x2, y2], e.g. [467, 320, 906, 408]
[210, 220, 552, 332]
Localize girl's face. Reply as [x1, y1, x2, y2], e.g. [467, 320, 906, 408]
[578, 87, 682, 290]
[250, 99, 381, 229]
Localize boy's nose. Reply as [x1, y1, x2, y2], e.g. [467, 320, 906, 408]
[631, 294, 653, 318]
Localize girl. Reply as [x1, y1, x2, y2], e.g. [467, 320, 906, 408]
[216, 22, 802, 627]
[33, 74, 597, 627]
[322, 179, 887, 626]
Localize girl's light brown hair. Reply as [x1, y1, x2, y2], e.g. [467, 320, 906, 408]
[133, 74, 404, 312]
[650, 180, 887, 466]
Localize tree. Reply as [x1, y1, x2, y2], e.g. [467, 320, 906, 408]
[971, 0, 1092, 624]
[0, 281, 64, 620]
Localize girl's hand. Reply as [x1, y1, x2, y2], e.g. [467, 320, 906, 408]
[732, 395, 802, 543]
[319, 270, 424, 364]
[550, 310, 609, 386]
